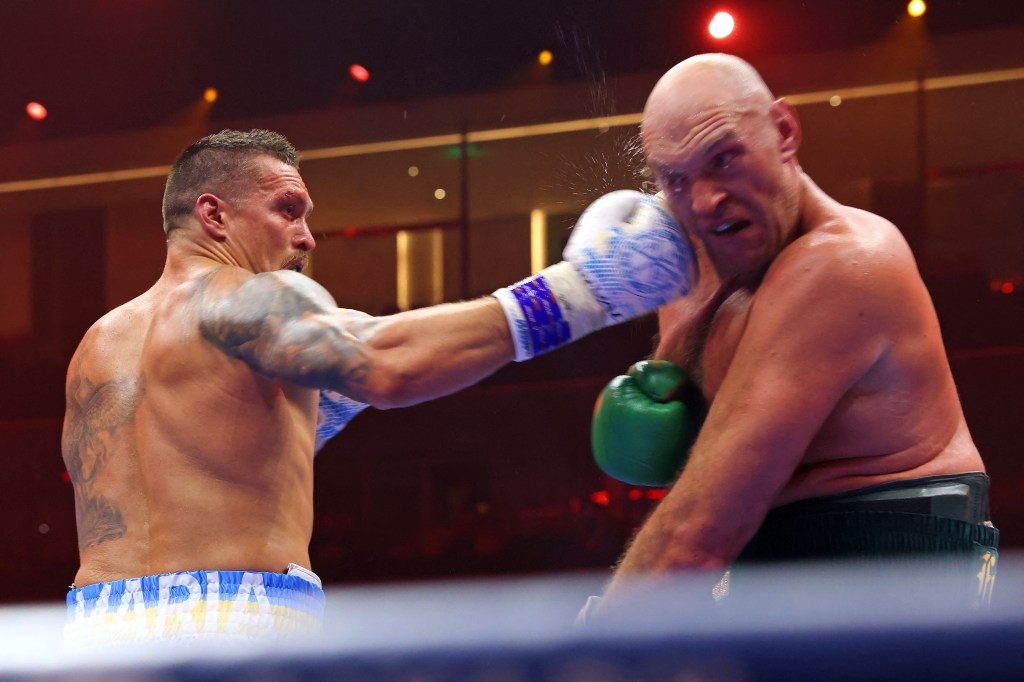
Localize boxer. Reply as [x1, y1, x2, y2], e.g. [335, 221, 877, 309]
[62, 128, 695, 643]
[585, 54, 998, 617]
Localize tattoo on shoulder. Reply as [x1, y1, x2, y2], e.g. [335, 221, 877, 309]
[195, 271, 373, 397]
[62, 352, 146, 551]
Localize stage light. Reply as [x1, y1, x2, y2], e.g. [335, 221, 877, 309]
[709, 11, 735, 39]
[349, 64, 370, 83]
[203, 87, 218, 104]
[26, 102, 47, 121]
[907, 0, 926, 17]
[434, 188, 446, 200]
[538, 50, 553, 66]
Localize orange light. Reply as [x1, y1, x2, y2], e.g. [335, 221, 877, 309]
[26, 101, 47, 121]
[590, 490, 610, 506]
[538, 50, 553, 66]
[1000, 281, 1014, 295]
[907, 0, 926, 18]
[708, 11, 735, 39]
[203, 87, 218, 104]
[349, 64, 370, 83]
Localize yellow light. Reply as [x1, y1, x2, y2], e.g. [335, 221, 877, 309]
[203, 87, 218, 104]
[907, 0, 926, 17]
[530, 209, 547, 274]
[538, 50, 553, 66]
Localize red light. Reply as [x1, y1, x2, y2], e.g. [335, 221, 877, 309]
[628, 489, 643, 501]
[708, 11, 735, 39]
[342, 227, 358, 238]
[646, 489, 667, 500]
[61, 471, 71, 483]
[1001, 282, 1014, 295]
[26, 102, 48, 121]
[590, 490, 610, 506]
[349, 64, 370, 83]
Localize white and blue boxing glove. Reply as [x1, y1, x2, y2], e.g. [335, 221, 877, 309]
[314, 389, 369, 453]
[493, 190, 696, 361]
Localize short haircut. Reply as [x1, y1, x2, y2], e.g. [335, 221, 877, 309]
[161, 129, 299, 234]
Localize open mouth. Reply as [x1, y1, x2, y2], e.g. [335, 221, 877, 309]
[283, 257, 307, 273]
[711, 219, 751, 236]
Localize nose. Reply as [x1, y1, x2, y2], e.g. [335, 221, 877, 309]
[293, 222, 316, 252]
[690, 179, 726, 218]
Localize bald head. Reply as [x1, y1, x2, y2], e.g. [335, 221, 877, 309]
[642, 54, 775, 146]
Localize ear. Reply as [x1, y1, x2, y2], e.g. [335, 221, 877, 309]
[770, 99, 801, 161]
[195, 193, 228, 242]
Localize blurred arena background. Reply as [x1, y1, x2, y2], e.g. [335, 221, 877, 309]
[0, 2, 1022, 677]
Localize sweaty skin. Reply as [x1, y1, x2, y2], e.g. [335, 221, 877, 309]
[605, 54, 984, 596]
[63, 156, 513, 587]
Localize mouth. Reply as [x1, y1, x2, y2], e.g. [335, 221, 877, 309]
[282, 256, 308, 273]
[710, 219, 751, 236]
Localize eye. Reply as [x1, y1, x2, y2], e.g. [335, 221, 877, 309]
[710, 150, 737, 170]
[659, 171, 687, 192]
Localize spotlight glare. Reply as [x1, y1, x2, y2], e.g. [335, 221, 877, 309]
[26, 101, 47, 121]
[434, 188, 446, 200]
[907, 0, 926, 17]
[538, 50, 553, 66]
[708, 11, 735, 39]
[349, 64, 370, 83]
[203, 87, 218, 104]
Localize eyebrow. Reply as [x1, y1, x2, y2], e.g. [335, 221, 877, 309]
[701, 131, 739, 158]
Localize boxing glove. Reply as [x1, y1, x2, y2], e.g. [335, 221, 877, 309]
[314, 389, 369, 453]
[591, 360, 699, 486]
[493, 190, 697, 361]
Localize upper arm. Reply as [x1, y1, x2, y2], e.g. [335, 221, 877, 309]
[196, 268, 376, 397]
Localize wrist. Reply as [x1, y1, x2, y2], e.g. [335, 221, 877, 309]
[493, 261, 605, 361]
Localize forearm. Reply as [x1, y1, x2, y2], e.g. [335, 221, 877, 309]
[346, 297, 514, 409]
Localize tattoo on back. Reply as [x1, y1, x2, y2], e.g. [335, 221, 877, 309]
[62, 362, 145, 551]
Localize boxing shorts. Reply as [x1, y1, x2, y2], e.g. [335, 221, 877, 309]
[64, 563, 325, 647]
[733, 472, 999, 606]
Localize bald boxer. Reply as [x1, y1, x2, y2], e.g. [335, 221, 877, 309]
[61, 129, 694, 644]
[592, 54, 998, 612]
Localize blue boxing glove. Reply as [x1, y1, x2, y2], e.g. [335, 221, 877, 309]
[314, 389, 369, 453]
[493, 190, 697, 361]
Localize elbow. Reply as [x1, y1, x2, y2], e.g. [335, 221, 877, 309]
[355, 353, 424, 410]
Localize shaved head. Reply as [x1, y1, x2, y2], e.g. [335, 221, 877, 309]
[642, 54, 775, 149]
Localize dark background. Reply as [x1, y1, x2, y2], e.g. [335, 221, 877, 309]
[2, 0, 1023, 604]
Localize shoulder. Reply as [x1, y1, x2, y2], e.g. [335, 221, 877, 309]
[761, 206, 919, 313]
[199, 266, 338, 311]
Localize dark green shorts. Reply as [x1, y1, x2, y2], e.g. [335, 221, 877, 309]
[734, 472, 999, 606]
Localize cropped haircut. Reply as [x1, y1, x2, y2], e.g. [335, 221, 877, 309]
[161, 129, 299, 234]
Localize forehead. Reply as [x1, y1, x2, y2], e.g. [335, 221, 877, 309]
[251, 156, 309, 197]
[642, 103, 748, 168]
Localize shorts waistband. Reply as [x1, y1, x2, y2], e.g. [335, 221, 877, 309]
[776, 472, 991, 524]
[65, 567, 325, 645]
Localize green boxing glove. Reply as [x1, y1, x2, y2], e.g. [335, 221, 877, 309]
[591, 359, 700, 487]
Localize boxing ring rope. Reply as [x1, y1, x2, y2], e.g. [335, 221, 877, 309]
[3, 556, 1022, 681]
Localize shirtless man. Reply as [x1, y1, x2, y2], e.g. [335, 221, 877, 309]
[61, 129, 694, 644]
[591, 54, 998, 609]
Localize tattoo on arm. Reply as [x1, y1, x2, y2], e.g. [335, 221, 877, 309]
[196, 271, 375, 400]
[62, 361, 145, 551]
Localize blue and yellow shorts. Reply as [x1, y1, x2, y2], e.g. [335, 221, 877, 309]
[64, 564, 325, 646]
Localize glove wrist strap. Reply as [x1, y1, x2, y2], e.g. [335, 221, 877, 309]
[493, 261, 605, 361]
